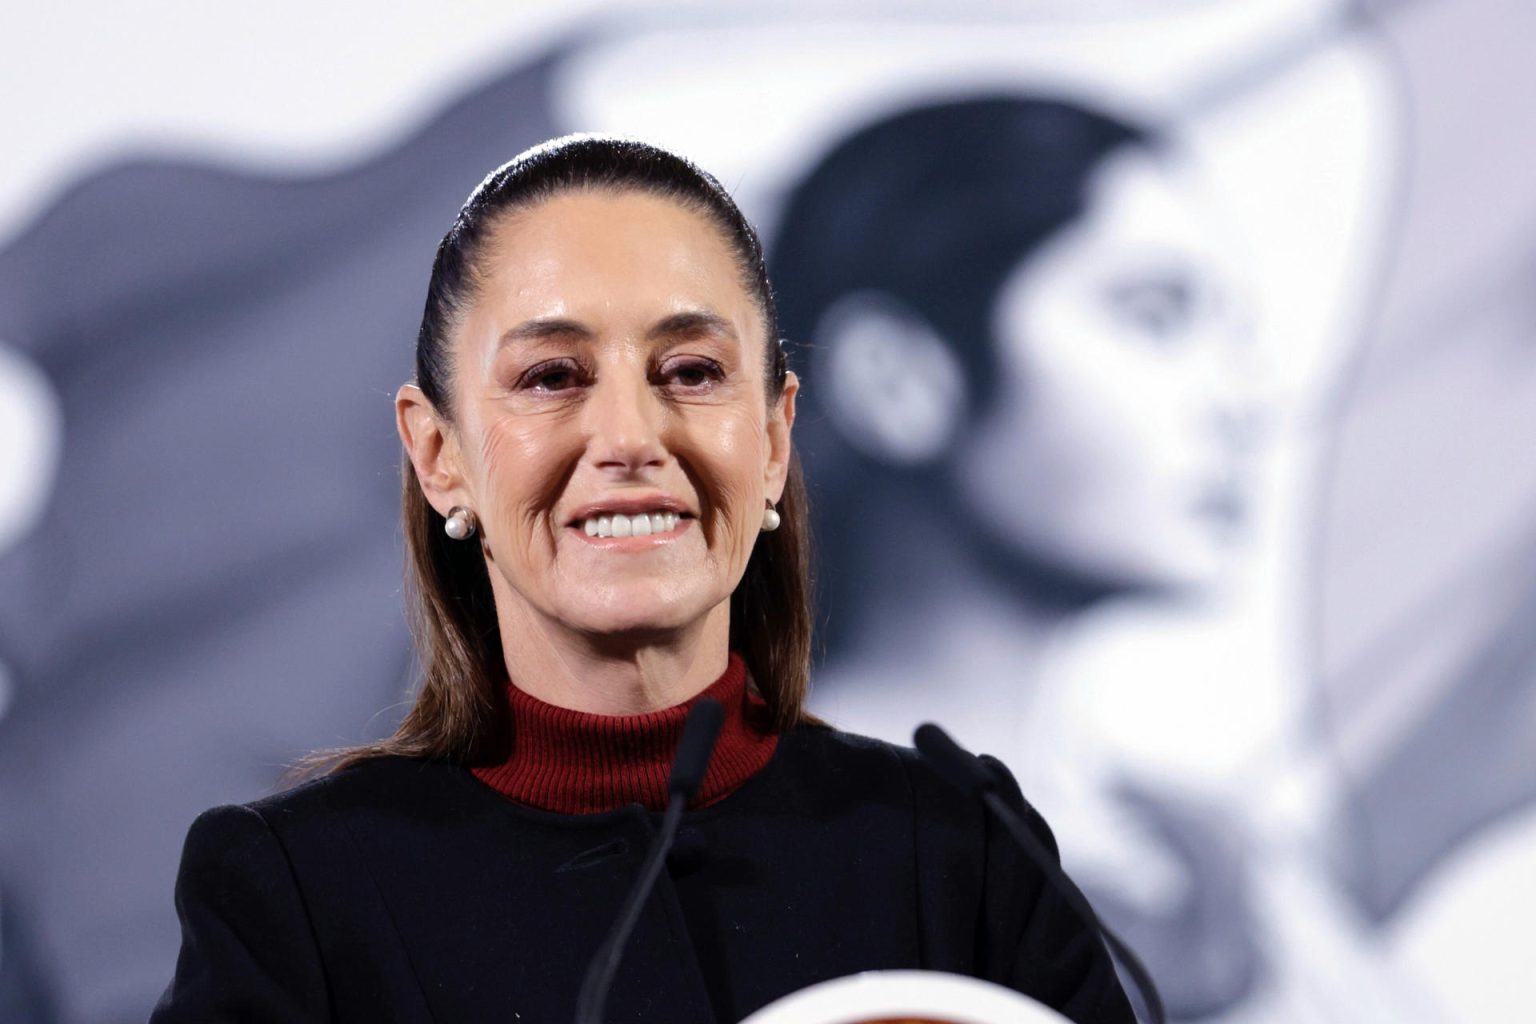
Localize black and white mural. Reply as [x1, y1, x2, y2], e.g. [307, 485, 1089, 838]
[1, 2, 1532, 1021]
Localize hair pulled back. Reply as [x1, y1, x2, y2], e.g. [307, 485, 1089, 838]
[773, 95, 1150, 420]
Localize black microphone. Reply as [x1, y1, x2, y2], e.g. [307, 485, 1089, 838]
[575, 699, 724, 1024]
[913, 723, 1166, 1024]
[668, 698, 725, 801]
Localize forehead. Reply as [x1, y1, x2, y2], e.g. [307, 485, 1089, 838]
[1075, 150, 1242, 270]
[475, 189, 754, 317]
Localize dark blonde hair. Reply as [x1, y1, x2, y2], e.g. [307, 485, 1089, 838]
[323, 135, 814, 773]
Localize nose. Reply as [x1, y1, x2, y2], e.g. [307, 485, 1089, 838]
[1210, 403, 1265, 458]
[583, 369, 668, 475]
[1205, 360, 1270, 459]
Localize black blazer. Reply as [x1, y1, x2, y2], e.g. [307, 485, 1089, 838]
[150, 726, 1134, 1023]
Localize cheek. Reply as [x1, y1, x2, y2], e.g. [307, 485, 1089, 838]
[686, 411, 768, 552]
[477, 415, 575, 546]
[1008, 294, 1194, 482]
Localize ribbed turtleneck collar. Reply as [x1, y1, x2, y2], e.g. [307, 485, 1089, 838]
[470, 652, 779, 815]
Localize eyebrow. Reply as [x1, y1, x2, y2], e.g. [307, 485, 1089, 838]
[497, 310, 738, 350]
[646, 310, 737, 343]
[497, 317, 593, 349]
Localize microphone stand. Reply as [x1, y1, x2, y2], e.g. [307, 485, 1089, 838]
[574, 699, 724, 1024]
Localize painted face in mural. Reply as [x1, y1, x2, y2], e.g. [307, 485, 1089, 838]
[950, 149, 1262, 592]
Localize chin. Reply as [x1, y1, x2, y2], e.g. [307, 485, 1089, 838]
[1100, 544, 1232, 598]
[557, 581, 716, 639]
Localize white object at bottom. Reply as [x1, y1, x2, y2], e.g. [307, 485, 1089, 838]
[738, 969, 1073, 1024]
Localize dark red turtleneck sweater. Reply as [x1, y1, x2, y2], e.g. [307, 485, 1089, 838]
[470, 652, 779, 815]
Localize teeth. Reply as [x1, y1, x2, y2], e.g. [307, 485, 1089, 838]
[578, 511, 681, 538]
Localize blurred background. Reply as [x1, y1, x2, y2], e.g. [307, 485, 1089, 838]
[1, 1, 1532, 1021]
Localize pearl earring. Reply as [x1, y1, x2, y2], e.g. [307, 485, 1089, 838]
[761, 500, 781, 533]
[444, 506, 478, 540]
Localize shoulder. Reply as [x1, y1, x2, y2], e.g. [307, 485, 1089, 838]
[773, 724, 989, 830]
[158, 764, 460, 1020]
[184, 756, 493, 857]
[774, 721, 924, 787]
[172, 756, 506, 921]
[776, 725, 1059, 856]
[257, 754, 480, 816]
[774, 721, 988, 793]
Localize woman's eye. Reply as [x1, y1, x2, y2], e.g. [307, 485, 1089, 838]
[662, 359, 723, 389]
[519, 361, 584, 392]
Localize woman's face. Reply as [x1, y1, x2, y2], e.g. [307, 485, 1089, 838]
[411, 190, 796, 643]
[952, 148, 1261, 593]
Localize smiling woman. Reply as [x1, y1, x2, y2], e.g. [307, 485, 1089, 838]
[397, 180, 805, 721]
[148, 135, 1135, 1024]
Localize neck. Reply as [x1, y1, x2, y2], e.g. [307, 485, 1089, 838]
[488, 580, 733, 716]
[471, 650, 778, 813]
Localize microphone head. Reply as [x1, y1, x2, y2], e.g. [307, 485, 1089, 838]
[913, 723, 997, 796]
[669, 699, 725, 800]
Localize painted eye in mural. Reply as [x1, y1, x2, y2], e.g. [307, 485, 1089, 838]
[1105, 274, 1196, 343]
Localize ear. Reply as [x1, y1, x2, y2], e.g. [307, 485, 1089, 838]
[813, 291, 967, 466]
[763, 367, 799, 504]
[395, 384, 473, 517]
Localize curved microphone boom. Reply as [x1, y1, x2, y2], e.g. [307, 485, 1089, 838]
[574, 698, 724, 1024]
[913, 723, 1166, 1024]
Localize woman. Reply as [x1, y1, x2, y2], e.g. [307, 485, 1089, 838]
[771, 97, 1266, 1018]
[149, 135, 1134, 1023]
